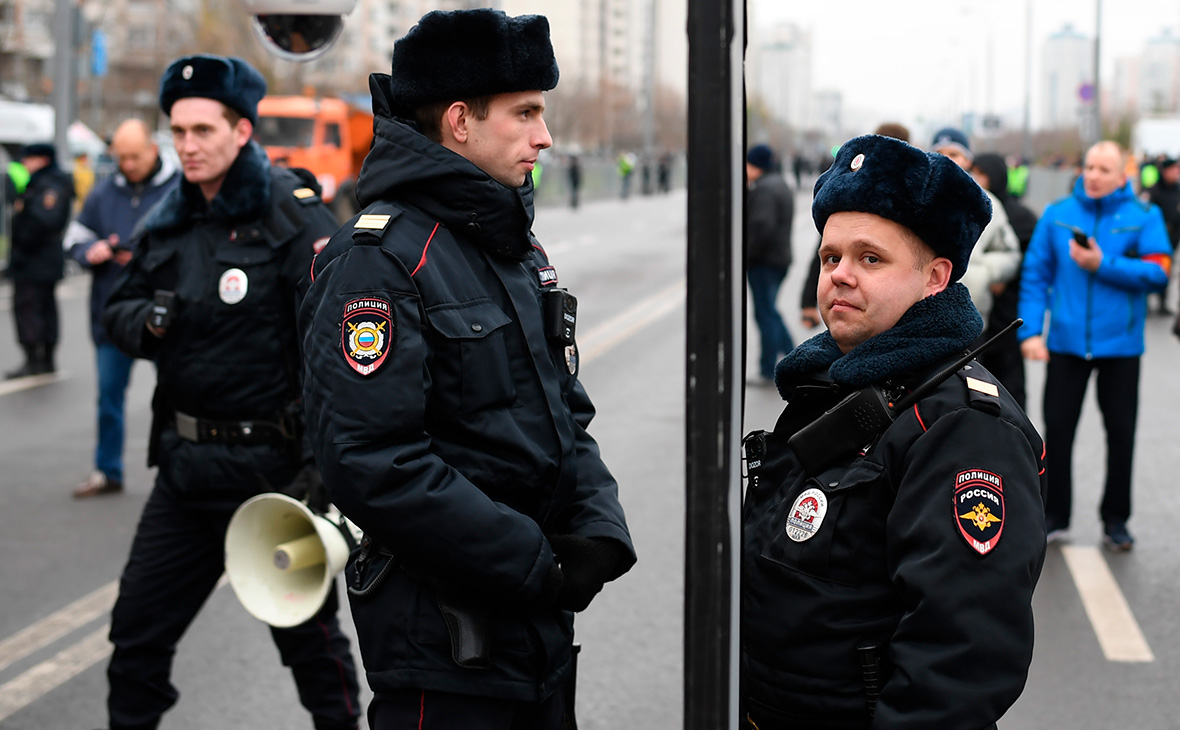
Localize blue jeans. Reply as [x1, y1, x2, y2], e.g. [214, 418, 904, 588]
[748, 265, 793, 379]
[95, 342, 134, 482]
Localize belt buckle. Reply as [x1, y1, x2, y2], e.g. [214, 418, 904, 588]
[175, 412, 200, 442]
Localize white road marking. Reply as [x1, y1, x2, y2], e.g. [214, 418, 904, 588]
[0, 371, 69, 396]
[0, 581, 117, 674]
[578, 279, 685, 363]
[1061, 545, 1155, 662]
[0, 627, 113, 722]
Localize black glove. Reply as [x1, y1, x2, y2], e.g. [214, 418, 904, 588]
[547, 534, 624, 612]
[281, 464, 331, 514]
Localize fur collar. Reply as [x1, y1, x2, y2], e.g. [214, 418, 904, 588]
[141, 140, 271, 232]
[774, 282, 982, 397]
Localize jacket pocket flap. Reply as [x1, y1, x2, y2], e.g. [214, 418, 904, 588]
[214, 245, 278, 266]
[818, 460, 886, 493]
[427, 300, 512, 339]
[140, 247, 176, 272]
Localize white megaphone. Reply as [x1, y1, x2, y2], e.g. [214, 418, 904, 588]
[224, 492, 362, 628]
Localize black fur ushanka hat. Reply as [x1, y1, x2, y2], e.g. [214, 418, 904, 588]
[812, 134, 992, 282]
[388, 9, 559, 117]
[159, 54, 267, 125]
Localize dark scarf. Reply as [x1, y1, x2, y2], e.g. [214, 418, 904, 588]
[141, 140, 271, 232]
[774, 282, 982, 398]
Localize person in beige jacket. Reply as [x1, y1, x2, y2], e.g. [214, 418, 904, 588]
[931, 127, 1021, 323]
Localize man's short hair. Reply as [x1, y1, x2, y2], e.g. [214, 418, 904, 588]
[873, 122, 910, 143]
[413, 96, 491, 144]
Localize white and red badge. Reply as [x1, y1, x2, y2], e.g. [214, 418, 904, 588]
[342, 298, 393, 376]
[954, 469, 1005, 556]
[537, 266, 559, 287]
[219, 268, 248, 304]
[785, 488, 828, 543]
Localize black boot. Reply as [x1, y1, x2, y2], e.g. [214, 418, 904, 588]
[5, 345, 37, 379]
[36, 342, 56, 375]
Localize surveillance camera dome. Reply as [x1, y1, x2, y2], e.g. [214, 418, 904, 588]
[237, 0, 358, 62]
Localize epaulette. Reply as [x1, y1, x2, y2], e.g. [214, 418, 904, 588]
[292, 187, 321, 205]
[956, 364, 1001, 416]
[351, 203, 404, 245]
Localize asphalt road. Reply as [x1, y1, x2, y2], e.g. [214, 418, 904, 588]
[2, 183, 1180, 728]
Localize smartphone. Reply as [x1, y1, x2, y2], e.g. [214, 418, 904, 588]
[1066, 224, 1091, 249]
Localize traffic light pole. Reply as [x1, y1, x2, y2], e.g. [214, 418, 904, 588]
[684, 0, 744, 728]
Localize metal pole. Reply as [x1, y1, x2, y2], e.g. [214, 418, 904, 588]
[52, 0, 75, 163]
[1022, 0, 1033, 161]
[685, 0, 743, 727]
[1092, 0, 1102, 142]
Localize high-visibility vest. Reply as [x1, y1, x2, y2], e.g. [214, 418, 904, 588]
[7, 161, 30, 195]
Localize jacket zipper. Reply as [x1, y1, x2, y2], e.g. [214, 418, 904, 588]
[1085, 201, 1100, 359]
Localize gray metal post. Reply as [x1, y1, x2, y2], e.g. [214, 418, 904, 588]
[52, 0, 75, 163]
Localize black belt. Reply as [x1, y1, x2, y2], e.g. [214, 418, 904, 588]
[173, 410, 295, 445]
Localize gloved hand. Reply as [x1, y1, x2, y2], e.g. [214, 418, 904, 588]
[281, 464, 331, 514]
[547, 534, 624, 612]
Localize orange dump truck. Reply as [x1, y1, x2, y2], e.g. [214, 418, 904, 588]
[254, 95, 373, 220]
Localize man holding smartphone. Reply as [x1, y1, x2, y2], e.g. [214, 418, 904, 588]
[1019, 140, 1172, 551]
[66, 119, 180, 499]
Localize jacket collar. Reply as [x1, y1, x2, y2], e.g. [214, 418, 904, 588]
[355, 73, 536, 259]
[115, 153, 179, 191]
[1072, 177, 1135, 211]
[141, 140, 271, 233]
[774, 282, 982, 396]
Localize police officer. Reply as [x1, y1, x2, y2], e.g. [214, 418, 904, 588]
[742, 135, 1047, 730]
[5, 142, 73, 378]
[299, 10, 636, 730]
[101, 55, 360, 729]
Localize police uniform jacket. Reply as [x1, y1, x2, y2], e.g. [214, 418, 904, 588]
[7, 164, 73, 283]
[103, 142, 335, 465]
[742, 284, 1047, 730]
[299, 79, 636, 702]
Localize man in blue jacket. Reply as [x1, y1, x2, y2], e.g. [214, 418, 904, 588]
[1019, 140, 1172, 550]
[67, 119, 180, 498]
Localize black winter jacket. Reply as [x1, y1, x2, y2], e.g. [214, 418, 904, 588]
[103, 142, 336, 462]
[299, 76, 635, 702]
[7, 164, 73, 283]
[746, 171, 794, 269]
[743, 285, 1046, 730]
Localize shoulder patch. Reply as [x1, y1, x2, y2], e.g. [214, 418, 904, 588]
[954, 469, 1005, 556]
[342, 298, 395, 376]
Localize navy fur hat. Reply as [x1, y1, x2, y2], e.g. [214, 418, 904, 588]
[19, 142, 56, 163]
[812, 134, 992, 282]
[388, 9, 559, 117]
[930, 127, 973, 162]
[159, 55, 267, 125]
[747, 144, 774, 171]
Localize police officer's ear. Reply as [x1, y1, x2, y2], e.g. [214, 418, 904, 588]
[232, 117, 254, 151]
[442, 102, 472, 145]
[925, 256, 954, 297]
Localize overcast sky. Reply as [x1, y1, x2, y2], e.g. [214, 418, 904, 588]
[748, 0, 1180, 130]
